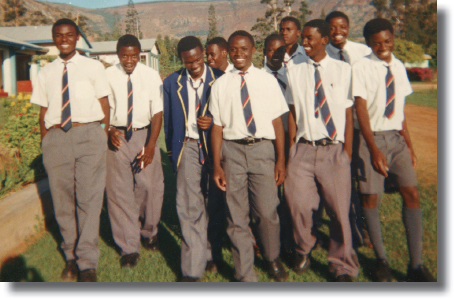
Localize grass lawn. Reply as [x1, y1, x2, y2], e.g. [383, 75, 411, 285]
[406, 89, 437, 108]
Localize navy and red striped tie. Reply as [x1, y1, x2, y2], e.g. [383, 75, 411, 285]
[126, 74, 133, 141]
[272, 71, 287, 95]
[314, 63, 337, 140]
[239, 72, 256, 135]
[384, 66, 395, 119]
[61, 62, 72, 132]
[339, 50, 345, 62]
[190, 79, 206, 164]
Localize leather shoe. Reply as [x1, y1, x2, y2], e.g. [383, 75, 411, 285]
[120, 253, 140, 268]
[267, 258, 288, 282]
[143, 236, 159, 251]
[180, 276, 200, 282]
[205, 261, 218, 274]
[294, 253, 310, 274]
[79, 269, 97, 282]
[375, 259, 392, 282]
[335, 274, 353, 282]
[406, 265, 436, 282]
[61, 260, 78, 281]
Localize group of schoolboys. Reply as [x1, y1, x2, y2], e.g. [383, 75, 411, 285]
[31, 11, 435, 283]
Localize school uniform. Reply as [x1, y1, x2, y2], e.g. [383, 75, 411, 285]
[105, 63, 164, 256]
[163, 64, 224, 279]
[31, 51, 111, 271]
[284, 44, 308, 70]
[284, 54, 359, 278]
[225, 62, 235, 73]
[209, 65, 289, 282]
[326, 40, 371, 65]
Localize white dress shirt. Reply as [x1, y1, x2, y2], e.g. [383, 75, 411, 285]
[210, 65, 289, 140]
[263, 64, 289, 131]
[31, 52, 111, 129]
[225, 62, 234, 73]
[286, 54, 353, 142]
[284, 44, 308, 70]
[326, 40, 371, 65]
[185, 66, 207, 139]
[106, 62, 163, 128]
[352, 53, 412, 132]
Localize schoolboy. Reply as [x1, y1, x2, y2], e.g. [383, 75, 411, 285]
[353, 18, 436, 282]
[210, 30, 289, 282]
[279, 16, 307, 69]
[163, 36, 224, 281]
[206, 37, 234, 72]
[105, 34, 164, 268]
[284, 19, 358, 282]
[31, 18, 111, 282]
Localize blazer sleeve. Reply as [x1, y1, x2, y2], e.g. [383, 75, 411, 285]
[163, 79, 173, 158]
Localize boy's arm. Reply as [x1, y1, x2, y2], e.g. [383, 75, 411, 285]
[343, 107, 353, 158]
[137, 111, 163, 169]
[355, 96, 388, 177]
[272, 117, 286, 186]
[399, 114, 416, 168]
[98, 96, 110, 136]
[39, 107, 49, 141]
[288, 104, 297, 149]
[211, 124, 226, 191]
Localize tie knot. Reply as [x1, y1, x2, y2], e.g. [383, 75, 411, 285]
[272, 71, 278, 75]
[313, 62, 320, 68]
[190, 78, 203, 90]
[239, 72, 247, 77]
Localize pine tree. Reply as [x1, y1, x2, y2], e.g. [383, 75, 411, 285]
[125, 0, 143, 38]
[372, 0, 388, 18]
[320, 7, 326, 19]
[207, 4, 218, 42]
[297, 1, 312, 26]
[251, 0, 287, 40]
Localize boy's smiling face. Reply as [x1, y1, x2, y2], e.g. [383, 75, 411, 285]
[367, 29, 394, 63]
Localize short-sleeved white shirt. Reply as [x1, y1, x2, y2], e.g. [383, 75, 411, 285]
[106, 62, 163, 129]
[352, 53, 412, 131]
[284, 44, 308, 70]
[225, 62, 235, 73]
[209, 65, 289, 140]
[185, 66, 207, 139]
[31, 52, 111, 129]
[286, 54, 353, 142]
[326, 40, 371, 65]
[263, 64, 289, 131]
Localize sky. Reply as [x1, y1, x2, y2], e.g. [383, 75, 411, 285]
[38, 0, 215, 9]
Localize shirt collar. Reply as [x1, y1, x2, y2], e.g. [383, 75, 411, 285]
[186, 63, 207, 84]
[116, 62, 141, 76]
[57, 51, 80, 65]
[308, 52, 331, 69]
[370, 52, 396, 67]
[264, 64, 285, 75]
[233, 64, 257, 75]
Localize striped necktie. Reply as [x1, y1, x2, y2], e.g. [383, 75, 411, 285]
[189, 78, 206, 164]
[126, 74, 133, 141]
[239, 72, 256, 135]
[272, 71, 287, 95]
[384, 66, 395, 119]
[61, 62, 72, 132]
[339, 50, 345, 62]
[314, 63, 337, 140]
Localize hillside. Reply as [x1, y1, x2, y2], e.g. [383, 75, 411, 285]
[0, 0, 378, 41]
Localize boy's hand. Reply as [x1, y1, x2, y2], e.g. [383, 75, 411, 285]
[213, 165, 227, 191]
[109, 127, 124, 148]
[409, 147, 417, 168]
[137, 146, 155, 169]
[197, 116, 212, 131]
[275, 159, 286, 186]
[370, 147, 388, 177]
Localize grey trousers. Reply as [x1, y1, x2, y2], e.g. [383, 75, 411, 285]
[284, 142, 359, 277]
[176, 141, 224, 278]
[42, 123, 107, 271]
[222, 140, 281, 282]
[106, 129, 164, 256]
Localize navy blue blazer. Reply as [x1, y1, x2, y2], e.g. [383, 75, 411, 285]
[163, 64, 224, 173]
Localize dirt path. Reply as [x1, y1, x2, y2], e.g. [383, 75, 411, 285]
[411, 82, 437, 91]
[405, 104, 437, 186]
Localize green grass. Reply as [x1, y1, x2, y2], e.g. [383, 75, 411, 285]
[0, 129, 438, 282]
[406, 89, 437, 108]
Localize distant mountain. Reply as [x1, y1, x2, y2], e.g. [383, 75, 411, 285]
[1, 0, 379, 41]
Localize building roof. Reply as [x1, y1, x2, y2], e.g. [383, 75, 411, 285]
[90, 39, 159, 54]
[0, 33, 49, 53]
[0, 25, 92, 48]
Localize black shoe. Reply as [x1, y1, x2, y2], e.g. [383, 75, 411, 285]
[294, 253, 310, 274]
[143, 236, 159, 251]
[336, 274, 353, 282]
[120, 253, 140, 268]
[61, 260, 78, 281]
[79, 269, 97, 282]
[181, 276, 200, 282]
[205, 261, 218, 274]
[375, 259, 392, 282]
[267, 258, 288, 282]
[406, 265, 436, 282]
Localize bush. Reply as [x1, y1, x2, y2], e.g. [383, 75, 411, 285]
[406, 67, 434, 82]
[0, 96, 46, 198]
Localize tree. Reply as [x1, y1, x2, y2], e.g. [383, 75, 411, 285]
[125, 0, 143, 38]
[207, 4, 218, 42]
[393, 37, 424, 64]
[251, 0, 289, 41]
[372, 0, 388, 18]
[296, 1, 312, 26]
[1, 0, 26, 26]
[319, 7, 326, 19]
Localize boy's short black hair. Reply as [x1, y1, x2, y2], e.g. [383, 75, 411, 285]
[116, 34, 142, 53]
[228, 30, 255, 47]
[177, 36, 203, 59]
[325, 11, 350, 26]
[206, 37, 229, 51]
[363, 18, 394, 42]
[303, 19, 330, 38]
[280, 16, 301, 31]
[264, 33, 285, 50]
[52, 18, 80, 36]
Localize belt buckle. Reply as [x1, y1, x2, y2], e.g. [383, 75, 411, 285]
[311, 140, 316, 147]
[246, 136, 255, 145]
[321, 139, 327, 146]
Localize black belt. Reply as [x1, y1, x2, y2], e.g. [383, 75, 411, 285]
[114, 125, 148, 132]
[298, 137, 340, 146]
[231, 137, 264, 145]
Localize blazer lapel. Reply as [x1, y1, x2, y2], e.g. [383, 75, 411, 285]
[176, 69, 189, 125]
[201, 64, 216, 116]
